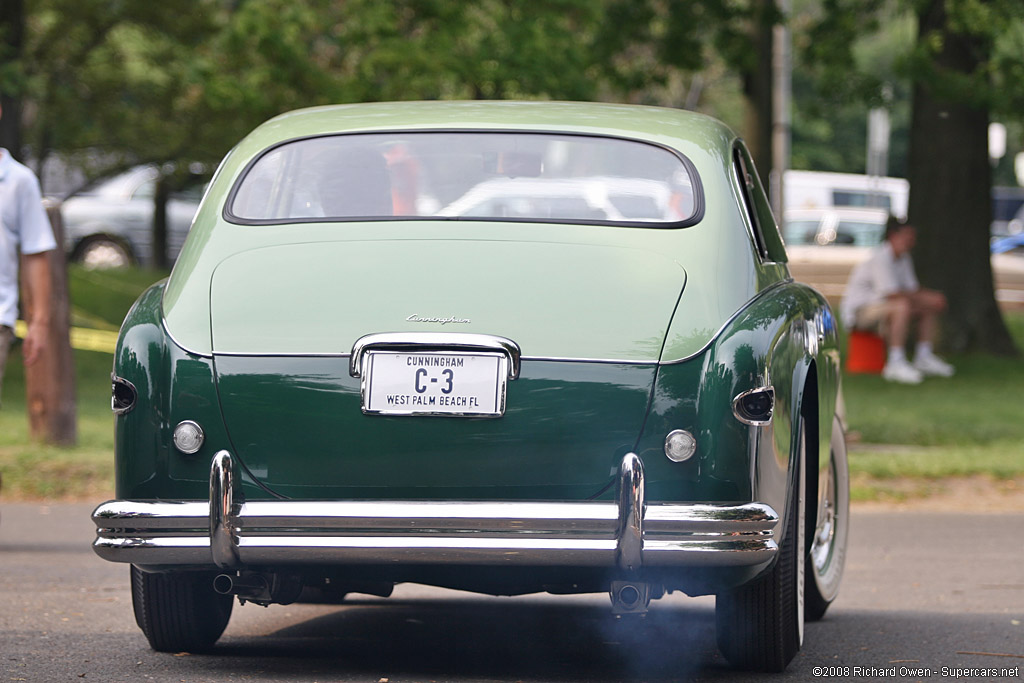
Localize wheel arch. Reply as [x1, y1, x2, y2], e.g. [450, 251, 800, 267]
[798, 361, 820, 554]
[70, 231, 138, 265]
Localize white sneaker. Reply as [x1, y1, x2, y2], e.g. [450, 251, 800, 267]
[914, 353, 955, 377]
[882, 358, 923, 384]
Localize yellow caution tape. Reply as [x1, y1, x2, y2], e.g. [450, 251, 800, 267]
[14, 320, 118, 354]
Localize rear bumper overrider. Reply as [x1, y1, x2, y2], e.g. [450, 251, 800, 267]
[92, 451, 778, 571]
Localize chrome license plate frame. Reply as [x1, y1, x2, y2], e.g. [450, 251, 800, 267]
[361, 349, 508, 417]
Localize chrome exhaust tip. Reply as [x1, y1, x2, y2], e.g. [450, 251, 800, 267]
[213, 571, 301, 606]
[609, 580, 656, 615]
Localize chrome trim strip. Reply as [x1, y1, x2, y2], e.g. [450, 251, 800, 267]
[212, 351, 356, 358]
[92, 452, 779, 570]
[93, 500, 210, 526]
[92, 537, 213, 565]
[521, 356, 658, 366]
[350, 332, 522, 379]
[209, 351, 659, 366]
[239, 537, 619, 567]
[240, 500, 618, 529]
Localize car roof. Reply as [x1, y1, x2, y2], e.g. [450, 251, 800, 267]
[232, 101, 736, 159]
[72, 165, 157, 200]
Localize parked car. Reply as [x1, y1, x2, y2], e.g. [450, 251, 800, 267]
[992, 232, 1024, 255]
[783, 206, 889, 248]
[784, 170, 909, 219]
[436, 176, 689, 221]
[61, 165, 204, 268]
[91, 101, 848, 673]
[784, 206, 1024, 309]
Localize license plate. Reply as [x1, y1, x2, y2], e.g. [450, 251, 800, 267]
[361, 350, 508, 417]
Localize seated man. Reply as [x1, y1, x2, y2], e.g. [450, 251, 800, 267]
[840, 216, 954, 384]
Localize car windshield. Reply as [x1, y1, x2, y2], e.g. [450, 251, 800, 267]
[229, 132, 699, 225]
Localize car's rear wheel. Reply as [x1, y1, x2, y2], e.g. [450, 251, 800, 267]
[715, 422, 805, 672]
[805, 414, 849, 621]
[76, 236, 133, 269]
[131, 565, 233, 652]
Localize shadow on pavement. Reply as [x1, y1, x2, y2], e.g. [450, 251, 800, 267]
[192, 598, 1021, 682]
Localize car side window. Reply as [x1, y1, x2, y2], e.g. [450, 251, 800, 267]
[733, 144, 787, 263]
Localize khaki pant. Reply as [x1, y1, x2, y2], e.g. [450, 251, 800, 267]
[852, 301, 893, 336]
[0, 325, 14, 408]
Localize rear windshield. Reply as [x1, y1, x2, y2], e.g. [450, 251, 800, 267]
[228, 132, 700, 226]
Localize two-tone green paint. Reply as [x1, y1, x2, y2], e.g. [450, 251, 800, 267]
[112, 102, 840, 533]
[114, 281, 838, 509]
[162, 102, 768, 361]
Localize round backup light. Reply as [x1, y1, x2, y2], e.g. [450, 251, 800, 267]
[664, 429, 697, 463]
[173, 420, 205, 454]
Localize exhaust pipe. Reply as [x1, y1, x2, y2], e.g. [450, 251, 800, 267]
[609, 580, 657, 615]
[214, 571, 302, 606]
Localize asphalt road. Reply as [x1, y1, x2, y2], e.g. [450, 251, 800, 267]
[2, 504, 1021, 682]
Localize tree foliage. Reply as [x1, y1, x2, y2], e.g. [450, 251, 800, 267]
[797, 0, 1024, 354]
[6, 0, 1024, 350]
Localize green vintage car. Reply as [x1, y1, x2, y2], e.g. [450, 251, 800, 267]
[92, 101, 848, 672]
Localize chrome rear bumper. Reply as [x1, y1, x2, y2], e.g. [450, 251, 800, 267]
[92, 451, 778, 570]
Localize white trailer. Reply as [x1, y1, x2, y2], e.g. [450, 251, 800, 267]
[784, 170, 908, 220]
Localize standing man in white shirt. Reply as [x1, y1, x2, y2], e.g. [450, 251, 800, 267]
[840, 216, 955, 384]
[0, 102, 57, 406]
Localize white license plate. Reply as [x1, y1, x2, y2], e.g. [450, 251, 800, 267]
[361, 350, 508, 417]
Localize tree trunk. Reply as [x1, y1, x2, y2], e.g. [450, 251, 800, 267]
[743, 0, 775, 189]
[153, 172, 171, 269]
[907, 1, 1017, 355]
[20, 203, 77, 446]
[0, 0, 25, 158]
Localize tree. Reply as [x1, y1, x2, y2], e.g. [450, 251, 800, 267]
[18, 0, 618, 265]
[790, 2, 914, 176]
[595, 0, 783, 179]
[803, 0, 1024, 355]
[906, 0, 1022, 354]
[0, 0, 26, 156]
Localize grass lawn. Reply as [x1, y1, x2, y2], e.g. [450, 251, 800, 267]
[843, 312, 1024, 501]
[0, 266, 167, 500]
[1, 265, 1022, 503]
[0, 349, 119, 499]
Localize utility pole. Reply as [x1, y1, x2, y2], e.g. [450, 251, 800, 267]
[770, 0, 791, 219]
[867, 84, 893, 212]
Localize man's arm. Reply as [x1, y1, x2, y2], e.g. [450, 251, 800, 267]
[21, 251, 52, 366]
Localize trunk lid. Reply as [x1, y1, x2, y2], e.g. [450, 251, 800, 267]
[210, 238, 685, 499]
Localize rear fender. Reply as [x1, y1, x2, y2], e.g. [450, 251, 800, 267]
[113, 282, 234, 500]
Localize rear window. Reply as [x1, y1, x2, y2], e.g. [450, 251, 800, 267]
[228, 132, 701, 226]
